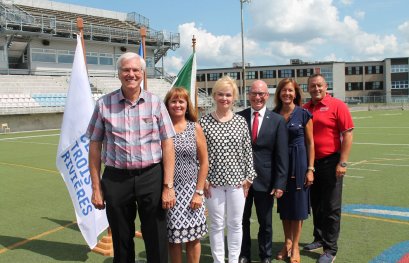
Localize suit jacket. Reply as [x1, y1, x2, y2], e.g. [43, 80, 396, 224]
[237, 108, 289, 192]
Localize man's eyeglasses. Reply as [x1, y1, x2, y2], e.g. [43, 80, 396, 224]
[249, 92, 268, 97]
[121, 67, 143, 74]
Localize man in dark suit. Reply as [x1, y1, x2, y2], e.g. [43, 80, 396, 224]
[238, 80, 289, 263]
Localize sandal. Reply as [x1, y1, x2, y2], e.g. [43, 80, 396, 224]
[276, 243, 292, 260]
[290, 247, 300, 263]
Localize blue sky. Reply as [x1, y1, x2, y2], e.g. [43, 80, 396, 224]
[56, 0, 409, 74]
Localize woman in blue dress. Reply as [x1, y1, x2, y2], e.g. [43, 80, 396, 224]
[274, 78, 315, 263]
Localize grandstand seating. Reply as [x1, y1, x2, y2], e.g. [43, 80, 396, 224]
[0, 75, 172, 115]
[15, 5, 138, 31]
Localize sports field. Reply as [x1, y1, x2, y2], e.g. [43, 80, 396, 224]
[1, 109, 408, 262]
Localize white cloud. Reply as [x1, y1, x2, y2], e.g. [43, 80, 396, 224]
[398, 21, 409, 32]
[166, 0, 409, 72]
[398, 21, 409, 41]
[323, 53, 339, 61]
[249, 0, 342, 42]
[354, 10, 365, 20]
[340, 0, 353, 5]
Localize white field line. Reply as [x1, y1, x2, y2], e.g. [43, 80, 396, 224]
[0, 134, 60, 141]
[353, 116, 373, 119]
[356, 132, 409, 136]
[354, 142, 409, 146]
[348, 168, 379, 172]
[363, 162, 409, 167]
[344, 175, 365, 178]
[383, 153, 409, 156]
[0, 128, 59, 135]
[1, 141, 57, 146]
[357, 127, 409, 129]
[381, 113, 403, 116]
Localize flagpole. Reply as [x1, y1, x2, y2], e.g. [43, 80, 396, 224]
[76, 17, 112, 256]
[76, 18, 87, 67]
[140, 27, 147, 91]
[192, 35, 198, 116]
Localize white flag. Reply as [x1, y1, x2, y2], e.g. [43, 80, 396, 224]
[56, 35, 108, 249]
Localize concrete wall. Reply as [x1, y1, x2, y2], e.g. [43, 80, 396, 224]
[0, 37, 7, 71]
[333, 62, 346, 101]
[0, 112, 63, 132]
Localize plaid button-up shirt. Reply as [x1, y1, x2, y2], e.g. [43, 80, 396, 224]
[86, 88, 175, 169]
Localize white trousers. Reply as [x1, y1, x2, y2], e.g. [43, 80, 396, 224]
[206, 185, 246, 263]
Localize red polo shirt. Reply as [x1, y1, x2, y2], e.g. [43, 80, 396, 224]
[303, 94, 354, 159]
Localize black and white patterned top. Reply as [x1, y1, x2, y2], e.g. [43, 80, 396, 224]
[199, 113, 257, 186]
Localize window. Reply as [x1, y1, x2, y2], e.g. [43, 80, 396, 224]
[57, 50, 75, 64]
[31, 48, 56, 63]
[365, 81, 383, 90]
[366, 65, 383, 74]
[320, 67, 333, 90]
[228, 72, 240, 80]
[196, 74, 205, 82]
[391, 80, 409, 89]
[208, 73, 221, 81]
[300, 84, 308, 92]
[345, 82, 363, 91]
[99, 53, 113, 65]
[260, 70, 275, 79]
[86, 52, 98, 65]
[297, 68, 313, 77]
[278, 69, 294, 78]
[345, 66, 363, 75]
[391, 64, 409, 73]
[246, 71, 256, 80]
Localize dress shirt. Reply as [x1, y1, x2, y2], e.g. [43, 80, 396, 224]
[86, 88, 175, 169]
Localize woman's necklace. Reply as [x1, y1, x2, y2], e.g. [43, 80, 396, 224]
[214, 110, 232, 122]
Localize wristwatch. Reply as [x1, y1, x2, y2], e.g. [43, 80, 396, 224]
[307, 166, 315, 172]
[339, 162, 348, 168]
[195, 189, 204, 196]
[164, 182, 174, 189]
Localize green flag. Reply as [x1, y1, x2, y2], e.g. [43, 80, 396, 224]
[171, 52, 197, 106]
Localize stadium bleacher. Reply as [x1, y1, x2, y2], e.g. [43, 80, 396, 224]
[0, 74, 172, 115]
[0, 0, 181, 119]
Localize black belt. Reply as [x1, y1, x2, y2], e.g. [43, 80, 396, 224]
[105, 162, 160, 175]
[315, 152, 340, 165]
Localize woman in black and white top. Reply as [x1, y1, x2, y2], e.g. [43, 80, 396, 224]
[199, 75, 257, 263]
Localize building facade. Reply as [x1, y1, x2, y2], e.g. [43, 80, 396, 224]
[196, 57, 409, 107]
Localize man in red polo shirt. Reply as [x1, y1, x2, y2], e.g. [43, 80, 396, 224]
[303, 74, 354, 263]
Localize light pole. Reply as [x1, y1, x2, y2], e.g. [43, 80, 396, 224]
[240, 0, 251, 108]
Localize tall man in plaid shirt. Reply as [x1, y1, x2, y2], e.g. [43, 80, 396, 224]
[87, 52, 176, 263]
